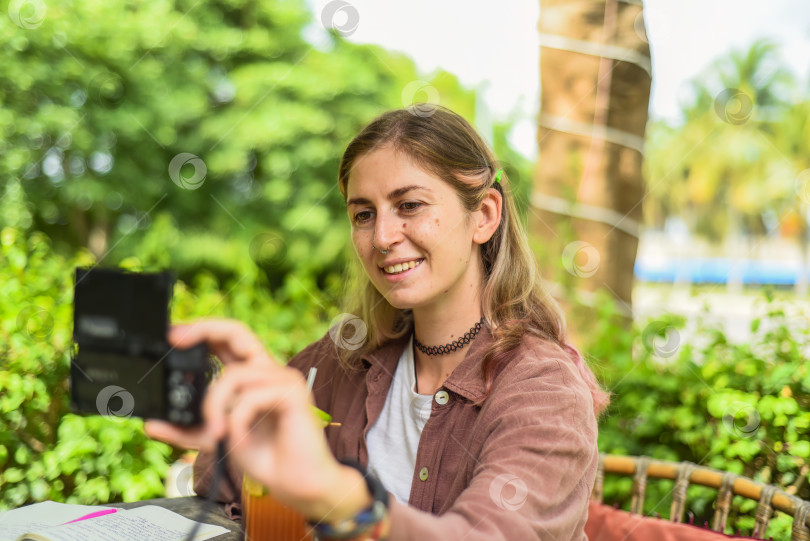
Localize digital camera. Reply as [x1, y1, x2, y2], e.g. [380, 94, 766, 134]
[70, 267, 210, 426]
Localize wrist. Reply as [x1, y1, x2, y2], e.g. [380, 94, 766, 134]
[308, 459, 390, 540]
[306, 464, 373, 523]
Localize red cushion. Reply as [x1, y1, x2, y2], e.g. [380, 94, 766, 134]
[585, 501, 757, 540]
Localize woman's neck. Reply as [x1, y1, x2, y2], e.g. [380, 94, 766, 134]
[409, 247, 486, 394]
[412, 343, 468, 395]
[411, 302, 484, 395]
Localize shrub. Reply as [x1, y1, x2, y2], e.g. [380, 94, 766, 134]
[584, 291, 810, 538]
[0, 225, 331, 509]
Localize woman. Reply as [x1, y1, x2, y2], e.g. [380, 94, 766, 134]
[146, 105, 609, 540]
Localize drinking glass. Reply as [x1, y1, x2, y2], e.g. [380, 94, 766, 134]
[241, 405, 332, 541]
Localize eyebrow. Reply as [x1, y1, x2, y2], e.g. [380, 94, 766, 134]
[346, 184, 432, 207]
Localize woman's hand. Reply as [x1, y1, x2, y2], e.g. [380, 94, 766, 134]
[144, 319, 371, 521]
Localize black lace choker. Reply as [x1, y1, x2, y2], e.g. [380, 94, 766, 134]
[414, 317, 486, 356]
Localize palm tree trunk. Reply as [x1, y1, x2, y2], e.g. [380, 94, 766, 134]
[534, 0, 652, 320]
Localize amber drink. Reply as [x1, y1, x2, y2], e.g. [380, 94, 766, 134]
[241, 405, 332, 541]
[242, 475, 312, 541]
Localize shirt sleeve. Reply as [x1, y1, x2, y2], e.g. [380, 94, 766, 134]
[386, 354, 598, 541]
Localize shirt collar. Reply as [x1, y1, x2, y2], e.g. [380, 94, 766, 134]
[440, 323, 491, 403]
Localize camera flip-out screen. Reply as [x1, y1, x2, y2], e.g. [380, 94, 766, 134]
[71, 267, 209, 426]
[73, 267, 172, 351]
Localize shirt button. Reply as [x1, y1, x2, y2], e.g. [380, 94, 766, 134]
[419, 467, 429, 481]
[434, 390, 449, 405]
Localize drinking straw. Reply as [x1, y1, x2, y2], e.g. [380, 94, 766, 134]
[306, 367, 317, 392]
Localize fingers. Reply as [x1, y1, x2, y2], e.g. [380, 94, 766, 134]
[227, 382, 313, 452]
[203, 364, 308, 440]
[168, 319, 276, 366]
[144, 419, 214, 450]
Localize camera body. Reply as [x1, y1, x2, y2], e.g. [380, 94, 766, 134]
[71, 267, 209, 426]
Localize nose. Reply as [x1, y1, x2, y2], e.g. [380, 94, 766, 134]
[373, 210, 402, 253]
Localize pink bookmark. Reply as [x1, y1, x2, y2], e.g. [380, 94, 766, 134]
[64, 509, 118, 524]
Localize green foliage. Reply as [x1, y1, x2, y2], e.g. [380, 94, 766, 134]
[581, 292, 810, 539]
[0, 0, 502, 514]
[0, 227, 172, 509]
[0, 225, 333, 510]
[0, 0, 476, 286]
[644, 39, 808, 241]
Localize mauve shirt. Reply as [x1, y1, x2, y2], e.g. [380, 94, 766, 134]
[193, 323, 598, 540]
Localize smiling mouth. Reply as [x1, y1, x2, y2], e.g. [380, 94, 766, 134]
[382, 259, 424, 275]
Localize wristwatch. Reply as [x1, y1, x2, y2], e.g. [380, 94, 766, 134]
[309, 458, 389, 540]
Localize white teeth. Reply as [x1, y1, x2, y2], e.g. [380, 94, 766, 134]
[383, 259, 423, 274]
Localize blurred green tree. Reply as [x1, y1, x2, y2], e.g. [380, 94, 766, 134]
[769, 93, 810, 295]
[644, 40, 798, 243]
[0, 0, 476, 287]
[0, 221, 339, 509]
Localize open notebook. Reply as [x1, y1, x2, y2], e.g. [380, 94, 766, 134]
[0, 501, 229, 541]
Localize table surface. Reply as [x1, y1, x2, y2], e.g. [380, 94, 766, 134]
[112, 497, 242, 540]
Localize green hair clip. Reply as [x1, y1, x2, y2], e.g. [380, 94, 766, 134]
[493, 169, 503, 184]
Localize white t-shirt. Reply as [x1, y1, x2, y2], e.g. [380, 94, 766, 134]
[366, 334, 434, 504]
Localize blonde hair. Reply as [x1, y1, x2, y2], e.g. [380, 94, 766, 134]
[335, 106, 609, 416]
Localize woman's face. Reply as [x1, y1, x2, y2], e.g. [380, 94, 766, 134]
[345, 145, 485, 311]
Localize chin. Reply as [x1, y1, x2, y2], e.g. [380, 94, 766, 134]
[375, 288, 421, 310]
[378, 291, 410, 310]
[387, 298, 416, 310]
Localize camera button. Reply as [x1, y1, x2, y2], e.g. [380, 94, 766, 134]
[169, 410, 182, 423]
[169, 370, 184, 385]
[169, 387, 193, 408]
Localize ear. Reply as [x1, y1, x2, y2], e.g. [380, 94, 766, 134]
[472, 188, 503, 245]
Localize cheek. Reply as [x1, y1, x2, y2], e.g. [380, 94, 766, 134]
[352, 230, 373, 260]
[415, 216, 456, 247]
[418, 217, 439, 236]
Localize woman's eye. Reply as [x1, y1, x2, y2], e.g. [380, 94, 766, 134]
[400, 201, 422, 212]
[353, 211, 373, 225]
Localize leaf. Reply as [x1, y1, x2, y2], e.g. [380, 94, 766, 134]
[790, 441, 810, 458]
[3, 468, 24, 484]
